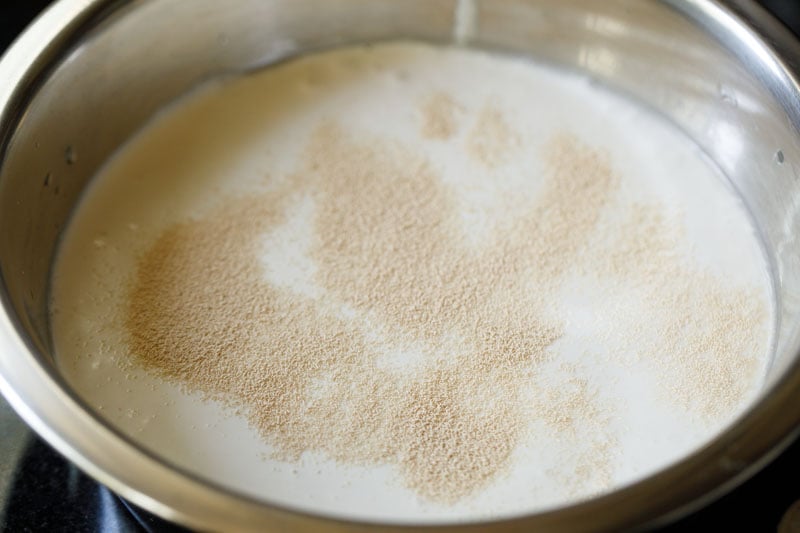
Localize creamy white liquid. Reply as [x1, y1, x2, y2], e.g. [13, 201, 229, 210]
[50, 43, 774, 523]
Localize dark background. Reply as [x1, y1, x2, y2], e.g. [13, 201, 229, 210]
[1, 1, 800, 532]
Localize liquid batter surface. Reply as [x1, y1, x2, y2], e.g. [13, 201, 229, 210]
[50, 42, 773, 522]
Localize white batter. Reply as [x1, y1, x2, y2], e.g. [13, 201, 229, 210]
[50, 43, 774, 523]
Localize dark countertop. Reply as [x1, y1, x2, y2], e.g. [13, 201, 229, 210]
[1, 1, 800, 532]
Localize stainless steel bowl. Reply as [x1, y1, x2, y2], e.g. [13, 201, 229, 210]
[1, 1, 800, 531]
